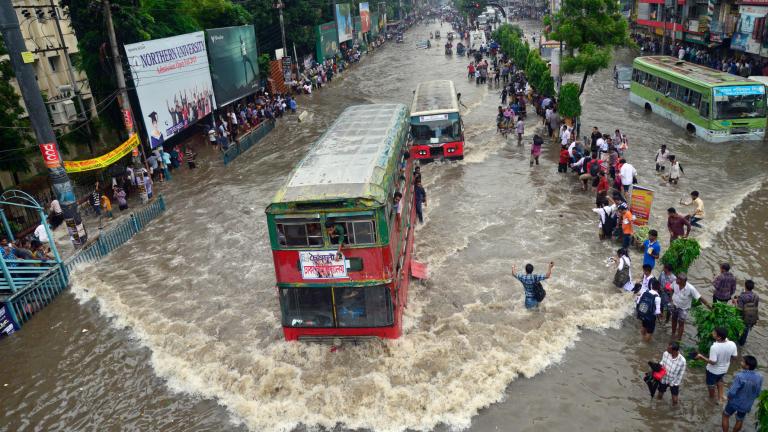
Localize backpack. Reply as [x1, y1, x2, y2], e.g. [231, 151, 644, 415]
[533, 281, 546, 302]
[636, 291, 657, 320]
[742, 299, 759, 326]
[589, 161, 600, 177]
[613, 257, 630, 288]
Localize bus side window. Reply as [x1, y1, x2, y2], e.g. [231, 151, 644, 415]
[690, 91, 701, 108]
[277, 222, 323, 247]
[632, 69, 638, 82]
[699, 101, 710, 118]
[667, 83, 678, 98]
[676, 85, 687, 102]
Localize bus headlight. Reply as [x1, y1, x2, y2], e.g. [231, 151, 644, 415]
[419, 150, 427, 155]
[753, 128, 764, 133]
[447, 147, 456, 153]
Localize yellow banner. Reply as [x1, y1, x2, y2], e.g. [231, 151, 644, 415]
[64, 134, 140, 173]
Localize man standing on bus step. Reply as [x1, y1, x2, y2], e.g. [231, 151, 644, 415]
[512, 262, 554, 309]
[414, 178, 427, 224]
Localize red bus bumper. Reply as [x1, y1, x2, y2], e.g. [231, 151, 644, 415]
[410, 141, 464, 160]
[283, 325, 401, 341]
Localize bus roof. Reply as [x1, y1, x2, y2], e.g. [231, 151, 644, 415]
[411, 80, 459, 116]
[633, 56, 757, 87]
[271, 104, 409, 206]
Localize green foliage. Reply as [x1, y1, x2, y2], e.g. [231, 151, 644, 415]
[691, 302, 745, 355]
[632, 225, 650, 244]
[660, 238, 701, 274]
[493, 25, 554, 97]
[558, 83, 581, 118]
[546, 0, 630, 94]
[757, 390, 768, 432]
[257, 54, 272, 78]
[0, 35, 32, 177]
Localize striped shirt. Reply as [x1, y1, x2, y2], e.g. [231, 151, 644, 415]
[660, 351, 686, 386]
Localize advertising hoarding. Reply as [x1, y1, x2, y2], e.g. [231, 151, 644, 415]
[316, 21, 340, 62]
[360, 2, 371, 33]
[206, 25, 259, 107]
[125, 31, 216, 148]
[630, 186, 655, 227]
[335, 3, 353, 42]
[370, 13, 379, 36]
[300, 251, 348, 279]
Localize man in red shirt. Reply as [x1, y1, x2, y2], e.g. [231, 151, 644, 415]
[596, 171, 610, 204]
[667, 207, 691, 242]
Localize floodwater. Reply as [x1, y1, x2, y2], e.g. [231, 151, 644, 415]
[1, 20, 766, 432]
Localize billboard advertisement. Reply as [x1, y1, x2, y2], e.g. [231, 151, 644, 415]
[206, 25, 259, 107]
[630, 186, 655, 227]
[353, 17, 362, 41]
[371, 13, 379, 36]
[335, 3, 353, 42]
[360, 2, 371, 33]
[731, 6, 767, 54]
[125, 31, 215, 148]
[316, 21, 339, 62]
[380, 12, 387, 30]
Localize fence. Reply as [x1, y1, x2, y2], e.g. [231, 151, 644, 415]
[222, 119, 275, 165]
[1, 195, 167, 330]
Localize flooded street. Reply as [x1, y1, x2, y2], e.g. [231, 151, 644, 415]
[1, 20, 765, 432]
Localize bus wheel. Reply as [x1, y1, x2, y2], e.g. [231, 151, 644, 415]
[686, 124, 696, 134]
[644, 103, 652, 112]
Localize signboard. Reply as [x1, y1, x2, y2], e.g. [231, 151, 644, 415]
[360, 2, 371, 33]
[300, 251, 348, 279]
[206, 25, 259, 107]
[353, 17, 362, 41]
[316, 21, 339, 63]
[0, 305, 16, 338]
[731, 6, 768, 54]
[630, 185, 655, 226]
[282, 56, 292, 81]
[38, 143, 62, 168]
[380, 12, 386, 30]
[370, 13, 379, 36]
[122, 109, 133, 131]
[714, 85, 765, 96]
[63, 134, 140, 173]
[419, 114, 449, 122]
[335, 3, 353, 42]
[21, 51, 34, 64]
[125, 31, 216, 148]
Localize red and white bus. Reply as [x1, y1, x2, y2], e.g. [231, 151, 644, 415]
[410, 80, 464, 161]
[265, 104, 417, 341]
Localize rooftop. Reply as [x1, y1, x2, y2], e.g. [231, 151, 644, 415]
[411, 80, 459, 115]
[272, 104, 409, 206]
[635, 56, 755, 86]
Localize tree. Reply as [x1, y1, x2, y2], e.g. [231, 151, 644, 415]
[0, 35, 32, 185]
[558, 83, 581, 118]
[545, 0, 629, 95]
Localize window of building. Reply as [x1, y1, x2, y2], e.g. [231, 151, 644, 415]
[47, 56, 58, 72]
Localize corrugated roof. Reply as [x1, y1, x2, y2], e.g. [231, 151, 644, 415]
[272, 104, 409, 205]
[411, 80, 459, 116]
[635, 56, 755, 86]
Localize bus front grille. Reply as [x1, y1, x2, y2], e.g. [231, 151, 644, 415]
[731, 127, 749, 135]
[297, 335, 379, 345]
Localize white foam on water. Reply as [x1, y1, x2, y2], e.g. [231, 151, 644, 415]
[694, 177, 766, 249]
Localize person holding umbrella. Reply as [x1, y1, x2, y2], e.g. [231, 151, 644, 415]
[657, 341, 687, 405]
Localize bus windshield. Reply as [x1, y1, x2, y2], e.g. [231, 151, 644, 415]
[411, 113, 462, 144]
[280, 286, 394, 328]
[713, 85, 766, 120]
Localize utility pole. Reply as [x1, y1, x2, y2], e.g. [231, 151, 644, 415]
[49, 0, 94, 154]
[0, 0, 87, 246]
[102, 0, 146, 169]
[661, 6, 666, 55]
[275, 0, 288, 58]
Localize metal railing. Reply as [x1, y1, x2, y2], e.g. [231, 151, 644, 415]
[222, 120, 275, 165]
[2, 195, 167, 330]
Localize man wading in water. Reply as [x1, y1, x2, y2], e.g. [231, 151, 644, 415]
[512, 262, 554, 309]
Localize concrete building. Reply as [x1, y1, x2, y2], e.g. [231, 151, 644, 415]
[1, 0, 97, 188]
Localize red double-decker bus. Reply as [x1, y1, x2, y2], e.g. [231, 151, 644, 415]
[265, 104, 417, 341]
[410, 80, 464, 161]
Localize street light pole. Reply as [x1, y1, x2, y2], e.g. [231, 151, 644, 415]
[275, 0, 288, 58]
[0, 0, 87, 247]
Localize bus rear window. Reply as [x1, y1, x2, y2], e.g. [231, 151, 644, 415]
[277, 220, 323, 247]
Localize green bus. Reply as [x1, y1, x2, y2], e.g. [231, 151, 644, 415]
[630, 56, 766, 142]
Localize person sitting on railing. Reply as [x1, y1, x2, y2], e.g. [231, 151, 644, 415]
[12, 238, 34, 260]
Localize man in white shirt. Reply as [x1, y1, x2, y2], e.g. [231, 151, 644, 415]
[670, 273, 710, 341]
[618, 158, 637, 194]
[561, 126, 571, 146]
[636, 278, 662, 342]
[34, 222, 49, 243]
[696, 327, 737, 403]
[678, 46, 685, 60]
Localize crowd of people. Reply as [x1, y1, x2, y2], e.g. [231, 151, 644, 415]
[500, 33, 763, 429]
[633, 33, 768, 77]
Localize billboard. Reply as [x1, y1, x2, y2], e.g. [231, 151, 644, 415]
[731, 6, 767, 54]
[380, 12, 387, 30]
[353, 17, 362, 41]
[206, 25, 259, 107]
[630, 186, 655, 227]
[371, 13, 379, 36]
[360, 2, 371, 33]
[335, 3, 353, 42]
[125, 31, 215, 148]
[316, 21, 339, 62]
